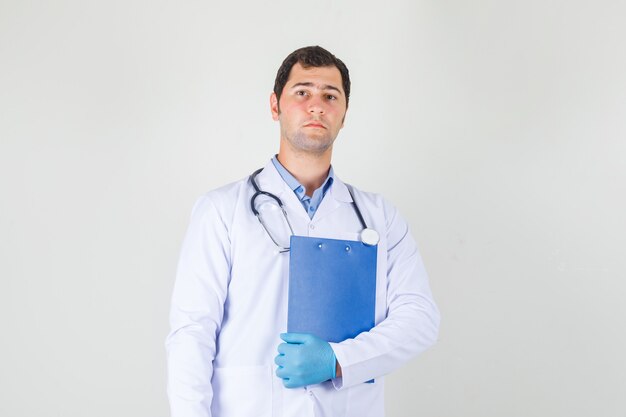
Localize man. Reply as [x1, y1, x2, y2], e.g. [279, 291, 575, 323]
[166, 46, 440, 417]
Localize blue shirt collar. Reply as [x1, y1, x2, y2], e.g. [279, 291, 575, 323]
[271, 155, 335, 200]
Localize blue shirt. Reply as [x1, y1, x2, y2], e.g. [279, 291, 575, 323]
[271, 156, 334, 219]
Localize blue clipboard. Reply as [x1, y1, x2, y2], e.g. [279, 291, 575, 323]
[287, 235, 377, 343]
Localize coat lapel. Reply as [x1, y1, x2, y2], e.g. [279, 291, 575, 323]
[309, 174, 353, 223]
[254, 159, 354, 227]
[254, 160, 310, 228]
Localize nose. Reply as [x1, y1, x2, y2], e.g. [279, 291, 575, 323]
[307, 95, 325, 114]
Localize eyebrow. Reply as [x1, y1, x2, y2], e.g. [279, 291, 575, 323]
[289, 82, 343, 95]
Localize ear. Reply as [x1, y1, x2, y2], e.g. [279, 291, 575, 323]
[270, 92, 280, 121]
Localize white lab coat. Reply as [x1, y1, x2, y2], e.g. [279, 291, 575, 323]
[166, 160, 440, 417]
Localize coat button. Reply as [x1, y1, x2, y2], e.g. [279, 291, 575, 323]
[309, 224, 315, 229]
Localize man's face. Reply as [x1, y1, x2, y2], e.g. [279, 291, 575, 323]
[271, 63, 347, 155]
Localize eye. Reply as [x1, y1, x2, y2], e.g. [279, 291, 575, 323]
[326, 94, 337, 101]
[295, 90, 308, 96]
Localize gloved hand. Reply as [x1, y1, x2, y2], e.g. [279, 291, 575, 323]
[274, 333, 336, 388]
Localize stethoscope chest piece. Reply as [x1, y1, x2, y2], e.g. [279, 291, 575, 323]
[360, 228, 380, 246]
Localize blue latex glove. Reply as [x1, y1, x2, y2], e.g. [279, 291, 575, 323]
[274, 333, 336, 388]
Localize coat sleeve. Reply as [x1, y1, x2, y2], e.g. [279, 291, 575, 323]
[329, 199, 440, 389]
[165, 195, 231, 417]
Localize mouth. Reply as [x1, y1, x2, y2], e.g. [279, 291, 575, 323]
[303, 122, 326, 129]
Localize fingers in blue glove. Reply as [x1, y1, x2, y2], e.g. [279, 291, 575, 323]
[277, 342, 298, 356]
[274, 332, 336, 389]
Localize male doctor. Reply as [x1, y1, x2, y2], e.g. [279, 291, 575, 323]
[166, 46, 440, 417]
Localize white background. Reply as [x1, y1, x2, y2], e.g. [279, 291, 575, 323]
[1, 1, 625, 416]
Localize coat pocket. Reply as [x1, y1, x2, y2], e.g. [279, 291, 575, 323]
[211, 365, 272, 417]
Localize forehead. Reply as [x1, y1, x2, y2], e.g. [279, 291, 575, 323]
[285, 63, 344, 92]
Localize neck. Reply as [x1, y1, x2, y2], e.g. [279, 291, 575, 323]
[277, 141, 332, 197]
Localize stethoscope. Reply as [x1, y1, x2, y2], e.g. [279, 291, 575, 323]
[249, 168, 380, 252]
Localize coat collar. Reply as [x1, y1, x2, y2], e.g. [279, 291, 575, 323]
[252, 159, 353, 220]
[254, 159, 352, 201]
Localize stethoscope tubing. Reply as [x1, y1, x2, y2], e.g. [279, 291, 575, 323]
[249, 168, 377, 248]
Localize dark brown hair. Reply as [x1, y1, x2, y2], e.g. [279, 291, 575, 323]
[273, 46, 351, 106]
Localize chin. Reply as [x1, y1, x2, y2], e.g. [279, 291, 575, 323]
[296, 141, 333, 154]
[289, 132, 334, 153]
